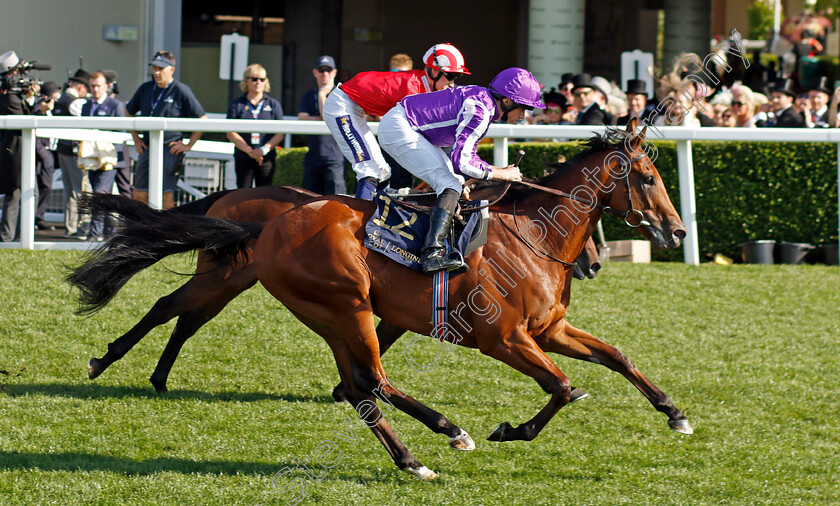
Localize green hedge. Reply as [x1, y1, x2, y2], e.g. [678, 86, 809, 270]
[275, 140, 839, 261]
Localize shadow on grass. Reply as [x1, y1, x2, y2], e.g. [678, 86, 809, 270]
[2, 382, 335, 404]
[0, 450, 280, 476]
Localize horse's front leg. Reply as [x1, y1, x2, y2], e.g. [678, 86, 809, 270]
[536, 319, 692, 434]
[479, 327, 572, 442]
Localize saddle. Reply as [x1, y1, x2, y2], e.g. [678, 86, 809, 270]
[363, 191, 490, 272]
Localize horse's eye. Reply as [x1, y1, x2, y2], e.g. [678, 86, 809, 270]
[643, 176, 655, 186]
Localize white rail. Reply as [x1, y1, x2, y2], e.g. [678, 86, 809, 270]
[1, 116, 838, 262]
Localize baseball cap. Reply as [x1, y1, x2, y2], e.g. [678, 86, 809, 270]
[149, 53, 175, 68]
[315, 55, 336, 70]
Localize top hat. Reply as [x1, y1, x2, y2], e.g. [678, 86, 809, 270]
[0, 50, 20, 74]
[67, 68, 91, 86]
[624, 79, 648, 96]
[559, 73, 574, 87]
[810, 76, 832, 95]
[542, 90, 567, 109]
[315, 55, 336, 70]
[770, 78, 797, 98]
[571, 73, 607, 98]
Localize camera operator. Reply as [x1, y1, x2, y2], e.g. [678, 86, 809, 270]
[0, 51, 50, 242]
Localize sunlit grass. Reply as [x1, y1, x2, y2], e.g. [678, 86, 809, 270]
[1, 251, 838, 504]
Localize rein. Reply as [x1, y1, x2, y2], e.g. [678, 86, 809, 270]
[508, 151, 650, 267]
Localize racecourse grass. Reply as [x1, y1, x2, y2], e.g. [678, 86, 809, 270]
[1, 249, 838, 505]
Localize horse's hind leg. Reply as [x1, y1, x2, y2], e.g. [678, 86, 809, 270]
[331, 320, 406, 402]
[88, 284, 195, 380]
[148, 263, 258, 392]
[536, 320, 693, 434]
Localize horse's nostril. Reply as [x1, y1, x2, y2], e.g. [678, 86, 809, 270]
[591, 262, 601, 272]
[674, 229, 686, 240]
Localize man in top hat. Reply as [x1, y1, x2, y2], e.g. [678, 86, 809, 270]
[558, 73, 575, 106]
[617, 79, 652, 126]
[298, 55, 345, 195]
[805, 76, 831, 128]
[126, 50, 207, 209]
[572, 73, 616, 126]
[763, 79, 805, 128]
[53, 68, 91, 237]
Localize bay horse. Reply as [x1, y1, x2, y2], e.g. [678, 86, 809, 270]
[69, 119, 691, 479]
[76, 186, 600, 393]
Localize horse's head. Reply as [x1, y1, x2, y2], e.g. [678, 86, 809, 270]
[601, 118, 686, 249]
[573, 237, 601, 279]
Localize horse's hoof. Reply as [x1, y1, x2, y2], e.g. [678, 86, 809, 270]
[150, 379, 168, 394]
[669, 418, 693, 435]
[448, 429, 475, 451]
[405, 465, 437, 481]
[569, 387, 589, 403]
[487, 422, 513, 442]
[88, 358, 103, 380]
[331, 384, 348, 403]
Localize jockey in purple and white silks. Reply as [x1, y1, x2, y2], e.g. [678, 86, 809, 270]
[379, 67, 545, 274]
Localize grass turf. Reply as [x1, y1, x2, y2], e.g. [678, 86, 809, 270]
[0, 250, 838, 504]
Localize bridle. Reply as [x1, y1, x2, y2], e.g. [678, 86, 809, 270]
[512, 150, 651, 267]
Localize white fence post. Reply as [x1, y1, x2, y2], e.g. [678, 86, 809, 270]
[20, 128, 36, 250]
[837, 143, 840, 254]
[676, 140, 700, 265]
[493, 137, 508, 167]
[148, 129, 164, 209]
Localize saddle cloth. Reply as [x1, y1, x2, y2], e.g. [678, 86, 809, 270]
[363, 192, 488, 272]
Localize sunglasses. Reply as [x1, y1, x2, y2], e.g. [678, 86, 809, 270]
[442, 71, 461, 82]
[732, 101, 745, 106]
[573, 90, 592, 97]
[316, 67, 333, 73]
[249, 76, 267, 82]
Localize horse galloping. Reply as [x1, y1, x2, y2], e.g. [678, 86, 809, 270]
[69, 119, 691, 478]
[76, 184, 601, 393]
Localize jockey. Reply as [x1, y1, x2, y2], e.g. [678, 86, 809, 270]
[379, 67, 545, 274]
[322, 43, 470, 200]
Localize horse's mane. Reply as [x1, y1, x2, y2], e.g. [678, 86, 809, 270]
[476, 127, 632, 205]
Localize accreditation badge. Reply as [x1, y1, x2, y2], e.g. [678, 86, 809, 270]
[251, 133, 260, 145]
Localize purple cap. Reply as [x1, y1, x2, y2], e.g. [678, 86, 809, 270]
[488, 68, 545, 109]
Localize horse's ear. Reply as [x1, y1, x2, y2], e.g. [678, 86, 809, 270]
[638, 125, 647, 144]
[625, 117, 638, 133]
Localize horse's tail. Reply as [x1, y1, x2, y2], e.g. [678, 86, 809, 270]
[67, 194, 263, 316]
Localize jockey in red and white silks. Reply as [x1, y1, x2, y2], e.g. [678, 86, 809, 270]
[322, 43, 470, 199]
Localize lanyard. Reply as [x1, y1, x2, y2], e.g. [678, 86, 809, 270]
[150, 82, 171, 112]
[246, 98, 265, 119]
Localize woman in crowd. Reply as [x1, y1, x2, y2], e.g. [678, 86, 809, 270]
[730, 84, 758, 127]
[225, 64, 285, 188]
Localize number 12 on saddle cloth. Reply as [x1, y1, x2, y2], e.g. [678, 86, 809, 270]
[363, 193, 488, 272]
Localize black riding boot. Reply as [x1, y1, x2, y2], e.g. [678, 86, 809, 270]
[421, 207, 465, 274]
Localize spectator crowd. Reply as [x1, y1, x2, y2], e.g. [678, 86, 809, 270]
[2, 40, 839, 243]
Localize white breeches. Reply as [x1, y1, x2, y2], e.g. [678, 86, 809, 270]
[323, 87, 391, 181]
[378, 104, 464, 196]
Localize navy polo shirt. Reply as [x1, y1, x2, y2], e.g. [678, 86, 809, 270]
[126, 79, 205, 144]
[299, 88, 343, 163]
[226, 94, 284, 159]
[81, 96, 126, 118]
